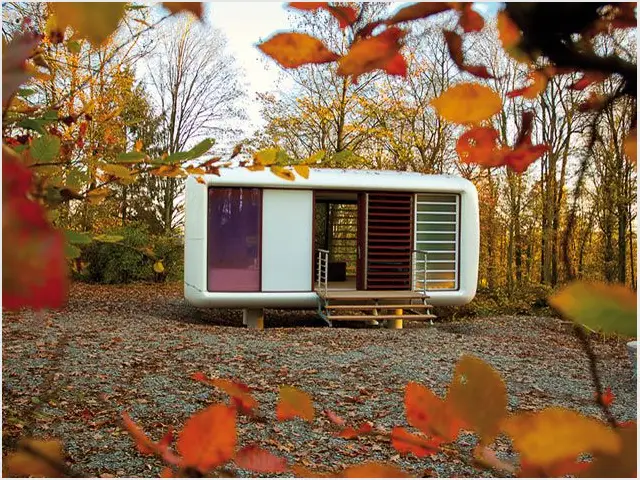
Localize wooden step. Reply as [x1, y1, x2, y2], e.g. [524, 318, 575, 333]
[327, 314, 437, 321]
[326, 304, 433, 310]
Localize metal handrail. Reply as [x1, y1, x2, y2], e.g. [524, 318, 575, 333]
[316, 249, 329, 295]
[411, 249, 429, 295]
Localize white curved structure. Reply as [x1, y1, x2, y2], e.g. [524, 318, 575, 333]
[184, 168, 479, 309]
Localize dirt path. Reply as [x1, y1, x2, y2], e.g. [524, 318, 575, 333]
[2, 282, 636, 477]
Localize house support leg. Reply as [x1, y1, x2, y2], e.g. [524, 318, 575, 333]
[387, 308, 403, 329]
[243, 308, 264, 330]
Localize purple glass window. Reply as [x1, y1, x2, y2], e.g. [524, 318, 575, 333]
[207, 188, 261, 291]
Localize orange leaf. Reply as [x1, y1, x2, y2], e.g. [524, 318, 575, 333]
[404, 381, 465, 442]
[598, 386, 615, 407]
[291, 465, 329, 477]
[246, 164, 265, 172]
[270, 165, 296, 181]
[520, 458, 591, 477]
[277, 386, 314, 422]
[294, 164, 310, 179]
[385, 2, 451, 25]
[235, 445, 287, 473]
[288, 3, 358, 29]
[582, 422, 637, 478]
[472, 446, 516, 474]
[430, 82, 502, 125]
[160, 467, 175, 478]
[258, 32, 339, 69]
[383, 52, 408, 77]
[624, 127, 637, 163]
[391, 427, 441, 457]
[325, 409, 346, 426]
[502, 407, 621, 468]
[163, 2, 203, 19]
[177, 404, 237, 473]
[338, 422, 372, 439]
[568, 71, 608, 90]
[122, 413, 181, 465]
[456, 126, 504, 167]
[2, 439, 65, 478]
[191, 373, 258, 414]
[444, 31, 494, 79]
[507, 70, 548, 99]
[459, 4, 484, 32]
[337, 27, 407, 82]
[341, 462, 410, 478]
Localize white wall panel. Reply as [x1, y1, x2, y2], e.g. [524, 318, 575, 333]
[261, 190, 313, 291]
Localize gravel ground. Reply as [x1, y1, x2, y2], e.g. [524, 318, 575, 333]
[2, 282, 636, 477]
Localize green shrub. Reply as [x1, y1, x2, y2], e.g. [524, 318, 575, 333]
[150, 234, 184, 282]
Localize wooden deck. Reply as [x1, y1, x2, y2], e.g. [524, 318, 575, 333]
[317, 289, 429, 300]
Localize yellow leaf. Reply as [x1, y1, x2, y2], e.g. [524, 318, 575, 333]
[254, 148, 279, 166]
[430, 82, 502, 125]
[294, 164, 310, 179]
[246, 164, 265, 172]
[549, 281, 636, 337]
[195, 176, 206, 184]
[86, 187, 111, 204]
[502, 407, 621, 468]
[506, 70, 548, 99]
[153, 260, 165, 274]
[185, 167, 206, 175]
[446, 355, 507, 445]
[270, 165, 295, 181]
[2, 438, 64, 478]
[258, 32, 339, 69]
[624, 127, 636, 163]
[150, 165, 187, 178]
[163, 2, 204, 19]
[276, 386, 314, 421]
[134, 139, 143, 152]
[496, 10, 531, 64]
[50, 3, 127, 46]
[101, 163, 135, 180]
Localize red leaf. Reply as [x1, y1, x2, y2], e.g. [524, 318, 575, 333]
[404, 381, 465, 442]
[122, 413, 181, 465]
[507, 70, 548, 99]
[337, 27, 407, 82]
[444, 30, 494, 79]
[324, 409, 346, 426]
[456, 126, 505, 167]
[177, 404, 237, 473]
[385, 3, 451, 25]
[503, 144, 549, 173]
[191, 372, 258, 414]
[383, 52, 408, 77]
[162, 2, 204, 19]
[341, 462, 410, 478]
[459, 4, 484, 32]
[288, 2, 358, 29]
[235, 445, 288, 473]
[276, 386, 314, 422]
[599, 387, 615, 407]
[568, 72, 608, 90]
[391, 427, 442, 457]
[338, 422, 372, 439]
[258, 32, 339, 69]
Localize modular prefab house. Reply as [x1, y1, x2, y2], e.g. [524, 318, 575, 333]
[184, 168, 479, 326]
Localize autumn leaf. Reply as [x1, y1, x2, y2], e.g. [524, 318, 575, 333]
[405, 381, 465, 443]
[581, 422, 637, 478]
[456, 127, 504, 167]
[122, 413, 180, 465]
[324, 409, 345, 426]
[385, 2, 451, 25]
[177, 404, 237, 473]
[291, 465, 329, 477]
[459, 4, 484, 32]
[390, 427, 441, 458]
[502, 143, 549, 173]
[235, 445, 288, 473]
[190, 373, 259, 414]
[288, 3, 358, 29]
[276, 385, 314, 422]
[246, 164, 266, 172]
[101, 163, 136, 181]
[337, 27, 407, 81]
[254, 148, 279, 166]
[382, 52, 408, 77]
[623, 127, 636, 163]
[294, 164, 310, 179]
[230, 143, 243, 159]
[568, 72, 608, 90]
[153, 260, 165, 274]
[502, 407, 621, 468]
[258, 32, 339, 69]
[472, 446, 517, 474]
[30, 134, 61, 163]
[86, 187, 111, 204]
[185, 167, 206, 175]
[549, 281, 636, 337]
[444, 31, 494, 79]
[430, 82, 502, 125]
[2, 439, 65, 478]
[93, 234, 124, 243]
[149, 165, 187, 178]
[134, 139, 143, 152]
[496, 10, 530, 63]
[163, 2, 204, 19]
[340, 462, 410, 478]
[49, 3, 127, 46]
[597, 387, 615, 407]
[115, 152, 146, 164]
[446, 355, 507, 445]
[507, 70, 548, 99]
[270, 165, 296, 181]
[338, 422, 372, 439]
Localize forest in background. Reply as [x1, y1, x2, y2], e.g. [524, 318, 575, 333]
[2, 2, 636, 299]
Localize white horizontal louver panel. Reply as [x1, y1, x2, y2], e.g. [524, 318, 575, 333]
[414, 194, 459, 291]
